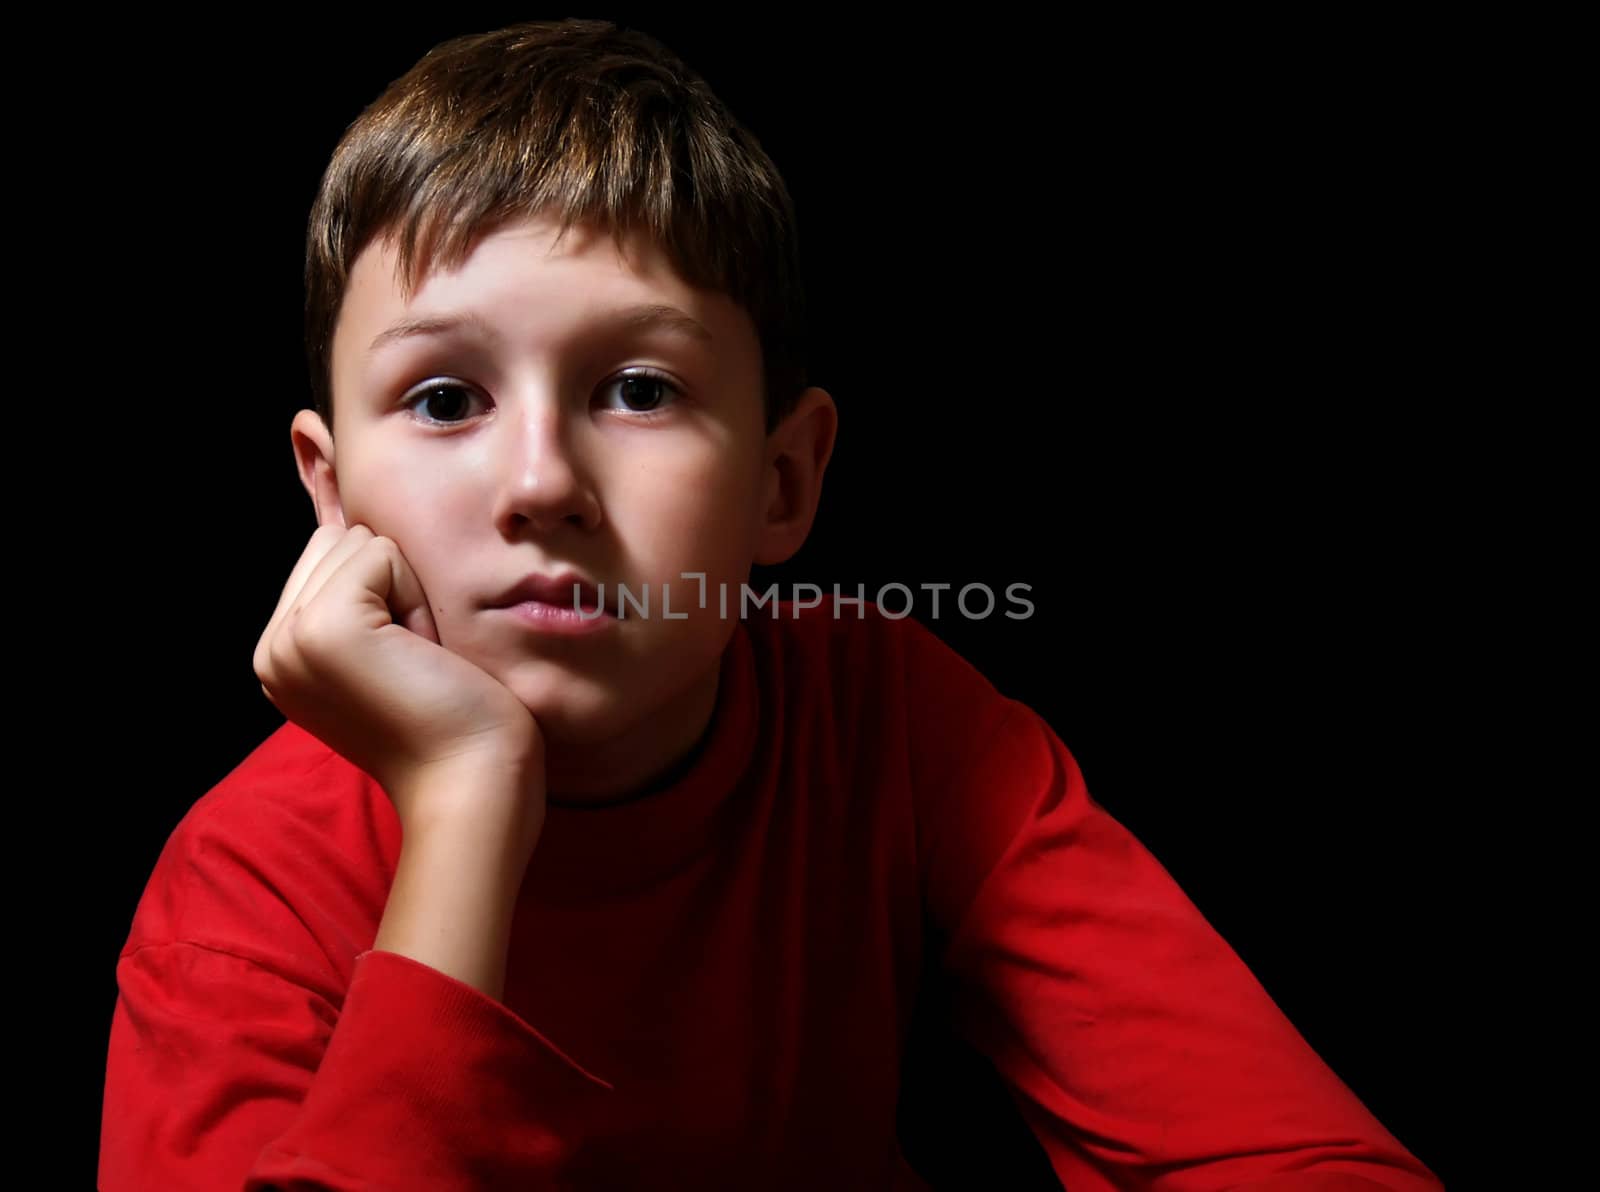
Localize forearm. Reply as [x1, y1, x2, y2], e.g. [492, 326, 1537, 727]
[373, 776, 537, 1002]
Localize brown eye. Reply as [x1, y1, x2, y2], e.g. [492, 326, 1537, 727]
[404, 381, 483, 425]
[599, 370, 681, 416]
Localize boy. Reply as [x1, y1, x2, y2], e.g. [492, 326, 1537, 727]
[99, 19, 1443, 1191]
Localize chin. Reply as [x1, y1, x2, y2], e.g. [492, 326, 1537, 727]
[500, 668, 626, 747]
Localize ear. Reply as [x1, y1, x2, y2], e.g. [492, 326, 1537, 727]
[754, 387, 838, 566]
[290, 408, 348, 529]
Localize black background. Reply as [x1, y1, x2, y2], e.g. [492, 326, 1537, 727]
[57, 10, 1487, 1187]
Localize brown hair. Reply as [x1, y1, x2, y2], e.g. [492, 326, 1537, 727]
[304, 19, 809, 435]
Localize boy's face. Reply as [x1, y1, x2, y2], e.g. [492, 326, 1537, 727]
[293, 212, 831, 795]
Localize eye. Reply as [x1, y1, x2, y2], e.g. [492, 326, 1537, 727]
[401, 381, 485, 426]
[598, 369, 681, 418]
[399, 369, 682, 426]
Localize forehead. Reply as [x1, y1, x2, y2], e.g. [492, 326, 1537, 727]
[330, 213, 762, 409]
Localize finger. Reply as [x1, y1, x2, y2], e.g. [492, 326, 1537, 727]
[275, 524, 377, 637]
[255, 525, 372, 681]
[261, 527, 388, 700]
[287, 532, 439, 655]
[259, 524, 352, 642]
[357, 534, 440, 644]
[383, 538, 441, 644]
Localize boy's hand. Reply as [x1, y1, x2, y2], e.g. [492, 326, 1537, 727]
[253, 524, 545, 845]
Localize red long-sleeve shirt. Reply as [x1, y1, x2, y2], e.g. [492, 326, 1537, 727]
[100, 600, 1443, 1190]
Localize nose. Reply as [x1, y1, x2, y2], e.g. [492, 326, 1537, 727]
[492, 394, 603, 537]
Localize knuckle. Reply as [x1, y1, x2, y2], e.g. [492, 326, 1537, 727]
[291, 609, 337, 658]
[265, 633, 294, 671]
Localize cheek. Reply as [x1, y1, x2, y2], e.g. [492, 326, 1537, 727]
[345, 483, 475, 610]
[348, 443, 475, 534]
[618, 459, 759, 574]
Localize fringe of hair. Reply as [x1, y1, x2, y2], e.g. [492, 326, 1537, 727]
[304, 18, 809, 433]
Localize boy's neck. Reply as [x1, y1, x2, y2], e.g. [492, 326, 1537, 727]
[542, 666, 722, 809]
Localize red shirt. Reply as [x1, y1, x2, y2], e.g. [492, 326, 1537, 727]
[100, 601, 1442, 1190]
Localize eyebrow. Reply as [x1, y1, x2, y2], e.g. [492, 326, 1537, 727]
[367, 302, 714, 355]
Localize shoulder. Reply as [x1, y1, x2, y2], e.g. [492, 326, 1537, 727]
[119, 720, 398, 990]
[742, 597, 1070, 926]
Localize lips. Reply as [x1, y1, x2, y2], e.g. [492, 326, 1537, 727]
[489, 571, 603, 611]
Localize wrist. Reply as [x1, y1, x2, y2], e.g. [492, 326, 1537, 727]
[395, 754, 546, 855]
[374, 833, 523, 999]
[374, 773, 542, 1001]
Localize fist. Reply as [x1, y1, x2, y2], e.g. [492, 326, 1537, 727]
[253, 524, 545, 836]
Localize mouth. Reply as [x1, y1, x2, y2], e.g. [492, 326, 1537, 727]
[525, 587, 605, 614]
[489, 571, 604, 612]
[494, 585, 617, 636]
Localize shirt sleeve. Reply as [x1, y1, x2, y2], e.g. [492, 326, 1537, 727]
[904, 632, 1444, 1191]
[99, 941, 615, 1191]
